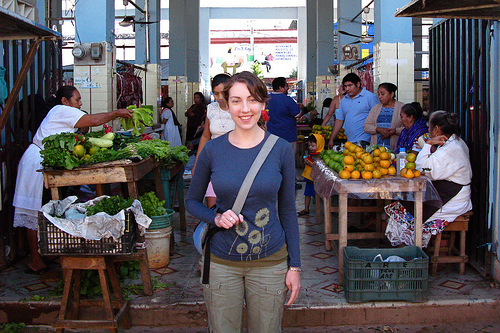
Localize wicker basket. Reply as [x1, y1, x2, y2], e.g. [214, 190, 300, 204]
[38, 211, 137, 255]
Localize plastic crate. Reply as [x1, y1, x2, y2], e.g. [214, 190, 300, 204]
[38, 211, 137, 255]
[343, 246, 429, 303]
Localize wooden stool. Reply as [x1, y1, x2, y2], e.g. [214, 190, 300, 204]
[429, 211, 473, 276]
[54, 256, 131, 333]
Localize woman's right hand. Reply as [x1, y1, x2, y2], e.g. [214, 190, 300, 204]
[115, 108, 133, 119]
[214, 210, 243, 229]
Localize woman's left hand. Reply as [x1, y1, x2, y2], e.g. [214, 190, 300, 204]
[426, 134, 448, 147]
[285, 269, 301, 306]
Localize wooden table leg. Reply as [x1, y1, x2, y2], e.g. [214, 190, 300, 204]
[50, 187, 60, 200]
[414, 191, 423, 248]
[315, 191, 322, 225]
[323, 194, 333, 251]
[127, 182, 139, 199]
[338, 193, 348, 285]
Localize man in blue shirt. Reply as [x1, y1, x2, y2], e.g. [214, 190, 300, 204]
[267, 77, 301, 145]
[327, 73, 379, 149]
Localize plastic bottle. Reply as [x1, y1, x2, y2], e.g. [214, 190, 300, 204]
[396, 148, 407, 173]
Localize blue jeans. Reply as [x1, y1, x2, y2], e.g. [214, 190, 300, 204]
[202, 260, 288, 333]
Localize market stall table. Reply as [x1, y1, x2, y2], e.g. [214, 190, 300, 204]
[311, 159, 441, 285]
[40, 157, 166, 296]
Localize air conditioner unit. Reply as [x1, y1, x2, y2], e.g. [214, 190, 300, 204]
[341, 44, 361, 61]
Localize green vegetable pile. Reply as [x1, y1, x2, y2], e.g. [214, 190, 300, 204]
[120, 105, 154, 135]
[130, 139, 189, 165]
[86, 196, 134, 216]
[139, 191, 166, 217]
[41, 133, 92, 170]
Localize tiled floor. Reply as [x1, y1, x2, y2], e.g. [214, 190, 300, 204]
[1, 177, 500, 312]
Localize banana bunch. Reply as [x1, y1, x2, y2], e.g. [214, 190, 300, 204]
[121, 105, 154, 135]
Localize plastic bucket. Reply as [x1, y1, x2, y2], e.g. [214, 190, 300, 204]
[148, 209, 174, 230]
[145, 226, 172, 268]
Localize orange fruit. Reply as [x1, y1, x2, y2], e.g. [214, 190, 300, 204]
[405, 169, 415, 179]
[343, 155, 355, 165]
[344, 164, 355, 172]
[373, 156, 381, 163]
[359, 161, 366, 168]
[339, 170, 351, 179]
[406, 152, 416, 163]
[343, 149, 350, 155]
[400, 168, 407, 177]
[372, 169, 382, 179]
[405, 162, 416, 170]
[351, 170, 361, 179]
[379, 152, 390, 160]
[355, 146, 364, 153]
[361, 171, 373, 180]
[379, 146, 387, 152]
[364, 163, 375, 172]
[414, 170, 421, 177]
[344, 141, 353, 149]
[362, 154, 373, 164]
[348, 145, 357, 153]
[356, 151, 364, 159]
[379, 167, 388, 176]
[388, 166, 397, 175]
[372, 148, 381, 157]
[379, 160, 392, 169]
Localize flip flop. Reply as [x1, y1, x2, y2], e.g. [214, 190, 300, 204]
[297, 210, 310, 216]
[24, 267, 51, 275]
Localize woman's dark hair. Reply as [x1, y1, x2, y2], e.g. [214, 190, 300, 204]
[378, 82, 397, 98]
[322, 97, 333, 108]
[48, 86, 78, 108]
[401, 102, 424, 121]
[161, 96, 173, 108]
[194, 91, 204, 102]
[211, 73, 231, 90]
[223, 71, 269, 104]
[429, 110, 461, 137]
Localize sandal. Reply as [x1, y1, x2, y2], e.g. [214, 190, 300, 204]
[297, 210, 310, 216]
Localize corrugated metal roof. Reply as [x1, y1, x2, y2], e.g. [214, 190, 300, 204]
[0, 6, 60, 41]
[395, 0, 500, 19]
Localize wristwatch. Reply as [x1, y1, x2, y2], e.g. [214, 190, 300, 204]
[289, 267, 302, 272]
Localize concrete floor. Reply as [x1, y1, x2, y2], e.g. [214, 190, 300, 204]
[1, 175, 500, 330]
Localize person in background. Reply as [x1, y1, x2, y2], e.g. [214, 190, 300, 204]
[185, 71, 300, 332]
[363, 82, 404, 150]
[194, 73, 234, 208]
[298, 133, 325, 216]
[160, 97, 182, 147]
[396, 102, 428, 154]
[299, 98, 332, 127]
[385, 111, 472, 247]
[321, 84, 346, 128]
[266, 77, 301, 188]
[13, 86, 132, 274]
[327, 74, 378, 148]
[185, 91, 207, 142]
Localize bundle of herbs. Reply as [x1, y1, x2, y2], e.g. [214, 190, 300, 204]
[86, 196, 134, 216]
[139, 191, 166, 217]
[130, 139, 189, 166]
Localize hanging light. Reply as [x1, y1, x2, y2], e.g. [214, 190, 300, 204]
[119, 16, 135, 27]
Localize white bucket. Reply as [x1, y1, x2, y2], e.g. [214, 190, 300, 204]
[145, 226, 172, 269]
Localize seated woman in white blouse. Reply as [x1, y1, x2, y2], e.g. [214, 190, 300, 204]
[385, 111, 472, 247]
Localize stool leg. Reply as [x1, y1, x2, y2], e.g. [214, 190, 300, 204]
[98, 268, 114, 321]
[139, 250, 153, 296]
[449, 231, 456, 256]
[67, 270, 81, 320]
[106, 259, 131, 328]
[459, 230, 466, 275]
[57, 268, 75, 333]
[315, 192, 322, 225]
[432, 233, 442, 276]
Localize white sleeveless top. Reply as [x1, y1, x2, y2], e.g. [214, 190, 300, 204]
[207, 101, 235, 139]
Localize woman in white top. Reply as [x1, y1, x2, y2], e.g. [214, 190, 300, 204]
[385, 111, 472, 247]
[13, 86, 132, 273]
[160, 97, 182, 146]
[194, 73, 234, 208]
[321, 84, 346, 127]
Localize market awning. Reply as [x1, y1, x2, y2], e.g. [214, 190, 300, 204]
[395, 0, 500, 20]
[0, 6, 61, 40]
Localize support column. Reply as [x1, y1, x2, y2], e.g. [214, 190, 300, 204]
[338, 0, 361, 67]
[316, 0, 334, 76]
[297, 6, 307, 104]
[373, 0, 414, 103]
[305, 1, 317, 107]
[73, 0, 116, 128]
[200, 7, 210, 92]
[134, 0, 161, 117]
